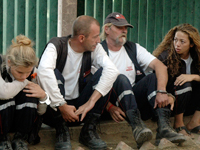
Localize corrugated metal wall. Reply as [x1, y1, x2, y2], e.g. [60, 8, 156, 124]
[0, 0, 57, 57]
[78, 0, 200, 53]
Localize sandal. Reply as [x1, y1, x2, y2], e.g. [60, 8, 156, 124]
[175, 126, 194, 139]
[190, 125, 200, 135]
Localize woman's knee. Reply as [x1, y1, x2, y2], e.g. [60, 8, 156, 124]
[175, 82, 192, 91]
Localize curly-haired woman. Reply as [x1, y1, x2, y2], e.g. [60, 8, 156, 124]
[153, 23, 200, 138]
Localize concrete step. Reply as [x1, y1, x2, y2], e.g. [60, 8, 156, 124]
[28, 115, 200, 150]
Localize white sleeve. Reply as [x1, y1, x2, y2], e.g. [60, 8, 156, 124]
[92, 43, 119, 96]
[136, 43, 156, 71]
[37, 43, 66, 108]
[0, 74, 29, 100]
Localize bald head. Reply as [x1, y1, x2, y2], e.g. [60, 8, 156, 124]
[72, 15, 100, 38]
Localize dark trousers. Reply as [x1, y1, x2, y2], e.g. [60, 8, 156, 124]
[0, 91, 38, 137]
[42, 68, 108, 128]
[102, 73, 158, 121]
[107, 74, 138, 112]
[166, 80, 200, 115]
[133, 73, 158, 120]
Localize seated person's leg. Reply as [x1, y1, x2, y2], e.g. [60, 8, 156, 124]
[104, 74, 153, 148]
[172, 82, 194, 137]
[133, 73, 186, 145]
[51, 68, 103, 150]
[43, 68, 107, 150]
[42, 69, 72, 150]
[13, 90, 38, 150]
[186, 81, 200, 134]
[76, 68, 107, 149]
[0, 99, 15, 149]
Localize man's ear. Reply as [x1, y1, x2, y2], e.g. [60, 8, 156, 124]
[7, 59, 11, 67]
[105, 26, 110, 34]
[78, 35, 85, 43]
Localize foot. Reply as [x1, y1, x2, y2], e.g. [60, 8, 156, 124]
[0, 140, 12, 150]
[79, 126, 107, 150]
[155, 127, 186, 145]
[55, 125, 72, 150]
[55, 132, 72, 150]
[133, 128, 153, 148]
[187, 122, 200, 134]
[175, 126, 194, 139]
[12, 139, 28, 150]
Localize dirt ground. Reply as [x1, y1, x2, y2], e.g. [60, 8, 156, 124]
[28, 115, 200, 150]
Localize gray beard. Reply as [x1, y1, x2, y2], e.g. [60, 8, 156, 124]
[116, 37, 127, 46]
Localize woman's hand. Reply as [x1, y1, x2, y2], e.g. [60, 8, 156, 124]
[23, 82, 46, 99]
[174, 74, 196, 86]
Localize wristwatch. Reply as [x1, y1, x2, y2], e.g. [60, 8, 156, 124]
[39, 92, 51, 105]
[156, 90, 168, 94]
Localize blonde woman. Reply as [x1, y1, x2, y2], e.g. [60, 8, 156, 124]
[0, 35, 49, 150]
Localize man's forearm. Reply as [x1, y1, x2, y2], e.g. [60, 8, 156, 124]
[155, 65, 168, 91]
[89, 90, 102, 104]
[149, 59, 168, 91]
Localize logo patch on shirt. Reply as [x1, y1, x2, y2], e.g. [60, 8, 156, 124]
[83, 70, 91, 77]
[126, 66, 133, 71]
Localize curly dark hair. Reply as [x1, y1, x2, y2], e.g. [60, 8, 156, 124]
[153, 23, 200, 77]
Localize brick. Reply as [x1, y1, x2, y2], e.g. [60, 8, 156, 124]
[74, 146, 85, 150]
[158, 138, 177, 149]
[139, 141, 156, 150]
[115, 141, 134, 150]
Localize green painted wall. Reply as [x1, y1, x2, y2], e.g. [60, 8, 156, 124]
[1, 0, 200, 56]
[0, 0, 57, 57]
[78, 0, 200, 53]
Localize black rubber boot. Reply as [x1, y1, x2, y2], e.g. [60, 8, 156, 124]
[0, 135, 12, 150]
[126, 109, 153, 148]
[12, 132, 28, 150]
[55, 122, 72, 150]
[155, 108, 186, 145]
[79, 113, 107, 150]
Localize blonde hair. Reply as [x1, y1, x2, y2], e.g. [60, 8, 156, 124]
[6, 35, 37, 68]
[153, 23, 200, 77]
[100, 23, 113, 41]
